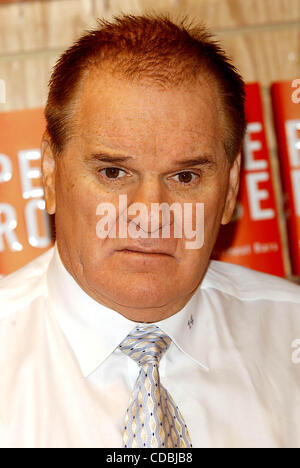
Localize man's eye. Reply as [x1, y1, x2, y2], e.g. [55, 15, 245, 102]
[99, 167, 126, 179]
[171, 171, 200, 185]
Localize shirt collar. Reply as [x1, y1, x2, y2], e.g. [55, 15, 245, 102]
[46, 243, 210, 377]
[156, 291, 210, 372]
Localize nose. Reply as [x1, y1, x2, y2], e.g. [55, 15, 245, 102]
[126, 174, 172, 235]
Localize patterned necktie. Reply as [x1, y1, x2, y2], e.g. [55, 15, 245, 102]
[119, 324, 192, 448]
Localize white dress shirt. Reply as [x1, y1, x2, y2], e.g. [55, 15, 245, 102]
[0, 244, 299, 448]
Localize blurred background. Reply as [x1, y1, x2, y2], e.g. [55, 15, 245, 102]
[0, 0, 299, 283]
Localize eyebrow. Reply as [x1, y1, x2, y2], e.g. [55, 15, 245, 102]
[174, 156, 216, 168]
[89, 153, 216, 168]
[89, 154, 134, 164]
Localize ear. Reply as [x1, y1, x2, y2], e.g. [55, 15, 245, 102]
[221, 152, 241, 225]
[41, 131, 56, 215]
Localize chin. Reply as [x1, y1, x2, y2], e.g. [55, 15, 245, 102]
[108, 275, 175, 310]
[115, 287, 171, 309]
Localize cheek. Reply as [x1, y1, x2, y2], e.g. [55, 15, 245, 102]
[55, 169, 107, 240]
[174, 196, 224, 283]
[174, 191, 225, 264]
[55, 170, 129, 263]
[202, 185, 228, 241]
[58, 178, 93, 223]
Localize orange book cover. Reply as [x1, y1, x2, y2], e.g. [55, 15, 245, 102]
[213, 83, 285, 277]
[0, 108, 54, 277]
[271, 79, 300, 276]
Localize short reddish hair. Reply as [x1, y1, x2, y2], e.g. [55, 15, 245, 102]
[45, 14, 246, 163]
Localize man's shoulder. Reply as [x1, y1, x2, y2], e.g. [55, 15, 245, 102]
[204, 260, 300, 305]
[0, 248, 54, 316]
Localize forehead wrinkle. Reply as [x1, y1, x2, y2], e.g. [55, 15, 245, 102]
[82, 129, 221, 168]
[73, 70, 225, 163]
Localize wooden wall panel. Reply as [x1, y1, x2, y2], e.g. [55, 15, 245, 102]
[0, 0, 96, 53]
[1, 0, 299, 56]
[178, 0, 300, 29]
[0, 0, 299, 112]
[94, 0, 300, 29]
[94, 0, 177, 18]
[1, 25, 298, 112]
[220, 28, 300, 87]
[0, 53, 57, 110]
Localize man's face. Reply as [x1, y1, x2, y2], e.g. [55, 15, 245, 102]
[42, 70, 240, 322]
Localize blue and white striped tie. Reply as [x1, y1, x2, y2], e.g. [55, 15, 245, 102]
[119, 324, 192, 448]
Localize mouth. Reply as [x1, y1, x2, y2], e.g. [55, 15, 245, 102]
[117, 248, 173, 257]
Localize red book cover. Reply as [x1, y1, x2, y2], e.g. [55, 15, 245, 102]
[0, 108, 54, 277]
[212, 83, 285, 277]
[271, 79, 300, 276]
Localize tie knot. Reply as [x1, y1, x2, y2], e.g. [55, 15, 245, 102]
[119, 324, 171, 367]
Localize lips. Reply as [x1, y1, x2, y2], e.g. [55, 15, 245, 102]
[118, 247, 172, 256]
[115, 241, 174, 256]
